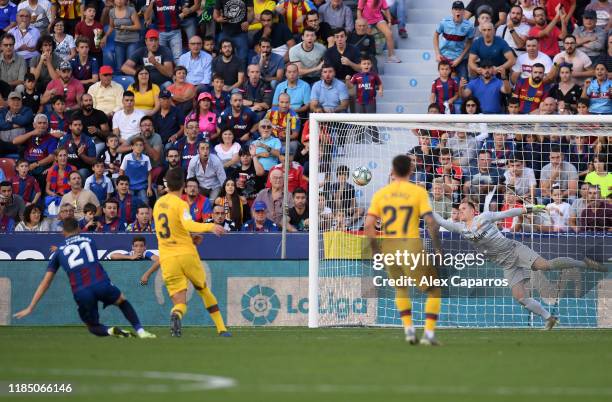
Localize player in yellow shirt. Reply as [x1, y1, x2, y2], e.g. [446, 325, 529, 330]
[153, 167, 230, 337]
[364, 155, 443, 345]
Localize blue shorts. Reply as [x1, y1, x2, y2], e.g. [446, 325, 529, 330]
[73, 282, 121, 326]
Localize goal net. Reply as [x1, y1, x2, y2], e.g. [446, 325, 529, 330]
[308, 114, 612, 328]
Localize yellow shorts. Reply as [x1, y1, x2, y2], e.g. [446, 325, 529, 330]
[160, 254, 206, 296]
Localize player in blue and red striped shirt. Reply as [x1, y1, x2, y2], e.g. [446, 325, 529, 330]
[12, 160, 41, 206]
[349, 56, 383, 113]
[13, 218, 156, 338]
[430, 61, 460, 114]
[512, 63, 549, 114]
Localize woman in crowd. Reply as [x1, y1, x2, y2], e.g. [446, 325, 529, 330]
[215, 178, 246, 228]
[45, 148, 75, 198]
[128, 67, 161, 116]
[214, 129, 241, 169]
[167, 66, 196, 115]
[549, 64, 582, 114]
[15, 204, 51, 231]
[101, 0, 141, 72]
[185, 92, 217, 140]
[51, 20, 76, 62]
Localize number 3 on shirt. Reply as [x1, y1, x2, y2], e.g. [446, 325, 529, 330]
[157, 213, 171, 238]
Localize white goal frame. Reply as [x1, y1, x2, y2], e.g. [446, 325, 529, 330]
[307, 113, 612, 328]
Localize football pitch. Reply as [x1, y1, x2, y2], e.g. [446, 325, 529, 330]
[1, 327, 611, 402]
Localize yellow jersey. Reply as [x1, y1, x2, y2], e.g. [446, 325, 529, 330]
[153, 193, 216, 260]
[367, 180, 432, 239]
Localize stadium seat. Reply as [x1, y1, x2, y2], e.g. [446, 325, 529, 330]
[0, 158, 16, 180]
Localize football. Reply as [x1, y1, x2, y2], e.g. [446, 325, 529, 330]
[352, 166, 372, 186]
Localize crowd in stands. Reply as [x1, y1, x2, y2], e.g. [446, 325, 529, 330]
[0, 0, 609, 235]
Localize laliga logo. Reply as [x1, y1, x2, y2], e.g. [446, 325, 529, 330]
[241, 285, 280, 325]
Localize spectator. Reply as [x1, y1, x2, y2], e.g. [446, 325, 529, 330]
[155, 147, 181, 196]
[101, 134, 123, 181]
[389, 0, 407, 39]
[430, 178, 452, 219]
[576, 97, 591, 114]
[50, 19, 76, 62]
[272, 62, 311, 116]
[549, 64, 582, 113]
[213, 39, 245, 92]
[511, 37, 554, 81]
[15, 203, 50, 231]
[429, 60, 459, 114]
[322, 165, 361, 227]
[72, 93, 111, 155]
[265, 92, 299, 149]
[512, 62, 550, 114]
[49, 202, 74, 231]
[448, 131, 479, 168]
[304, 9, 333, 47]
[532, 95, 558, 115]
[126, 205, 154, 232]
[528, 6, 568, 59]
[0, 195, 15, 232]
[324, 28, 360, 81]
[110, 236, 159, 262]
[310, 64, 350, 113]
[205, 203, 237, 231]
[113, 175, 142, 224]
[217, 91, 258, 144]
[102, 0, 141, 72]
[553, 35, 593, 85]
[255, 168, 295, 227]
[174, 119, 206, 168]
[45, 147, 75, 198]
[60, 170, 100, 219]
[585, 154, 611, 198]
[95, 199, 126, 232]
[215, 178, 246, 227]
[13, 114, 57, 176]
[249, 0, 277, 33]
[289, 27, 327, 85]
[79, 202, 99, 231]
[585, 0, 612, 29]
[568, 135, 592, 180]
[11, 159, 40, 206]
[465, 0, 508, 28]
[213, 0, 253, 67]
[435, 147, 463, 204]
[57, 117, 96, 178]
[121, 29, 174, 88]
[546, 186, 571, 232]
[187, 141, 226, 199]
[0, 33, 26, 89]
[178, 35, 212, 89]
[461, 95, 482, 114]
[596, 34, 612, 75]
[463, 149, 502, 207]
[0, 91, 33, 155]
[276, 0, 314, 37]
[215, 129, 241, 169]
[266, 151, 308, 193]
[209, 75, 232, 118]
[87, 65, 124, 117]
[434, 2, 476, 82]
[0, 178, 24, 222]
[408, 134, 439, 186]
[568, 182, 590, 232]
[251, 37, 285, 89]
[112, 91, 146, 143]
[128, 66, 161, 116]
[29, 34, 59, 92]
[288, 186, 308, 231]
[181, 177, 213, 222]
[349, 18, 377, 67]
[167, 66, 196, 116]
[482, 132, 515, 168]
[241, 200, 279, 231]
[144, 0, 183, 63]
[44, 94, 69, 138]
[84, 160, 113, 204]
[69, 37, 99, 91]
[41, 60, 84, 112]
[581, 63, 612, 114]
[252, 9, 295, 60]
[185, 92, 217, 141]
[357, 0, 400, 63]
[575, 9, 606, 64]
[253, 119, 281, 171]
[468, 22, 515, 77]
[8, 9, 40, 65]
[119, 136, 153, 204]
[150, 89, 184, 145]
[540, 146, 579, 203]
[240, 64, 272, 120]
[496, 5, 529, 56]
[461, 59, 511, 114]
[580, 184, 612, 232]
[17, 0, 52, 35]
[228, 145, 266, 204]
[74, 3, 104, 62]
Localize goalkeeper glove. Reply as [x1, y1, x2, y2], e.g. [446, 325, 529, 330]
[525, 205, 546, 214]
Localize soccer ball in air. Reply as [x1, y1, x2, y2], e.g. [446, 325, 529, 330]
[352, 166, 372, 186]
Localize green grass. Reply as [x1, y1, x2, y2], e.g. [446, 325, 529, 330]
[1, 327, 612, 402]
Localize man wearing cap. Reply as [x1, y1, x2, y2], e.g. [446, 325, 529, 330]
[152, 88, 184, 145]
[435, 1, 475, 81]
[41, 60, 85, 112]
[464, 0, 508, 28]
[187, 141, 226, 200]
[8, 9, 40, 64]
[72, 93, 111, 155]
[178, 35, 212, 90]
[0, 33, 26, 89]
[239, 64, 272, 120]
[0, 90, 33, 155]
[585, 0, 612, 29]
[574, 9, 607, 65]
[254, 168, 294, 228]
[144, 0, 183, 63]
[461, 59, 511, 114]
[468, 22, 515, 77]
[121, 29, 174, 88]
[87, 65, 124, 117]
[241, 200, 279, 232]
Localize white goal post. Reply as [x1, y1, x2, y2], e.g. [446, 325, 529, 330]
[308, 114, 612, 329]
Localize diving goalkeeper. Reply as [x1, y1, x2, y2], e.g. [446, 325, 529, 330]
[433, 200, 606, 329]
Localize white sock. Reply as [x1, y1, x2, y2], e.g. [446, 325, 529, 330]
[107, 327, 114, 335]
[519, 298, 551, 320]
[404, 326, 415, 336]
[136, 328, 146, 336]
[424, 329, 435, 339]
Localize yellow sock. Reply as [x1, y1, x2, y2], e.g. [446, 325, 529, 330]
[172, 303, 187, 319]
[198, 287, 227, 333]
[424, 288, 441, 332]
[395, 287, 413, 328]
